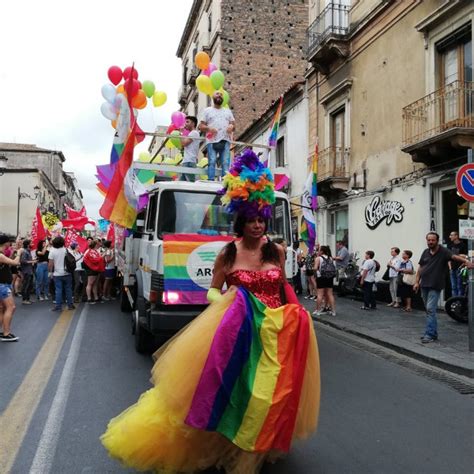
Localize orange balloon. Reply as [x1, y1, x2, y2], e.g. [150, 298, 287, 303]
[111, 120, 117, 129]
[116, 84, 127, 96]
[195, 51, 210, 70]
[131, 90, 146, 108]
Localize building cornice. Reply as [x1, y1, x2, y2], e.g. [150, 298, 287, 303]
[176, 0, 203, 58]
[415, 0, 469, 33]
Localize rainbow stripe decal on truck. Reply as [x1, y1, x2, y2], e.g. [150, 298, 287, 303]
[163, 234, 233, 304]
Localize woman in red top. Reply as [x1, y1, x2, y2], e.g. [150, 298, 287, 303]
[83, 240, 105, 304]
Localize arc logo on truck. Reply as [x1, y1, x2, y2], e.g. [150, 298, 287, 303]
[163, 234, 233, 304]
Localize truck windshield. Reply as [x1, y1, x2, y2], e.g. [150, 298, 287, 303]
[157, 190, 290, 243]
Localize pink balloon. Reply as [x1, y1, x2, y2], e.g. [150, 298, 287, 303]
[203, 62, 217, 77]
[171, 111, 186, 129]
[123, 66, 139, 80]
[108, 66, 123, 85]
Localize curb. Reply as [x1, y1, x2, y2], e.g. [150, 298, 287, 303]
[313, 317, 474, 379]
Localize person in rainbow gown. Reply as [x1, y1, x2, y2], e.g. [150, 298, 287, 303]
[101, 149, 320, 473]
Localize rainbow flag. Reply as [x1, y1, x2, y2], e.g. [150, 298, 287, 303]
[268, 96, 283, 148]
[163, 234, 233, 304]
[185, 287, 311, 452]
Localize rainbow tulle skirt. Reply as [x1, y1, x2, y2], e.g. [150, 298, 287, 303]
[101, 288, 320, 473]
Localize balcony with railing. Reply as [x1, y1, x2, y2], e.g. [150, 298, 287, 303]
[188, 66, 200, 86]
[307, 2, 350, 74]
[402, 80, 474, 164]
[178, 85, 189, 106]
[317, 146, 351, 196]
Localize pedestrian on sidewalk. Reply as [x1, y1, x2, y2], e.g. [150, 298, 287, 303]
[334, 240, 349, 280]
[48, 236, 74, 311]
[19, 239, 36, 305]
[35, 239, 49, 301]
[397, 250, 415, 312]
[447, 230, 467, 297]
[0, 234, 21, 341]
[199, 91, 235, 181]
[292, 241, 304, 295]
[313, 245, 337, 316]
[179, 115, 200, 182]
[360, 250, 377, 310]
[386, 247, 402, 308]
[414, 232, 473, 344]
[304, 247, 317, 300]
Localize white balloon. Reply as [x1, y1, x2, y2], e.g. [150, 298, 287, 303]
[101, 84, 117, 104]
[100, 102, 117, 121]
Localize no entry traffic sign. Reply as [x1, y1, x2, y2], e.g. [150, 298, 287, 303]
[456, 164, 474, 202]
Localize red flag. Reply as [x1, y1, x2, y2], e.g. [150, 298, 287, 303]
[64, 204, 87, 219]
[106, 222, 115, 245]
[31, 207, 46, 250]
[62, 216, 95, 230]
[64, 230, 89, 253]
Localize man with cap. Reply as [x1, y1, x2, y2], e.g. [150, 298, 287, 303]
[199, 91, 235, 180]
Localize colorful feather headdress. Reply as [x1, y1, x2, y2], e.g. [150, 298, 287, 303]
[220, 149, 275, 219]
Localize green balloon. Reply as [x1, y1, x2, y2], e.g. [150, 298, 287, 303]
[170, 130, 182, 149]
[137, 169, 155, 183]
[142, 80, 156, 98]
[222, 90, 230, 106]
[210, 70, 225, 90]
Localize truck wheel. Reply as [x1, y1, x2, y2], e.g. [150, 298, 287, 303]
[120, 283, 137, 313]
[134, 296, 154, 353]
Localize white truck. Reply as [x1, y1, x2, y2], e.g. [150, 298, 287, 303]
[117, 178, 296, 353]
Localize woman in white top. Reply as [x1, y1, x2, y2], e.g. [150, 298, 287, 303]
[386, 247, 402, 307]
[102, 240, 116, 301]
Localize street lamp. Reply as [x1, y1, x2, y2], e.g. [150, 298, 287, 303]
[17, 185, 40, 236]
[0, 154, 8, 176]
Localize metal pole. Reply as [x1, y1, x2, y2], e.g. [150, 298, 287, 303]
[467, 148, 474, 352]
[16, 187, 20, 236]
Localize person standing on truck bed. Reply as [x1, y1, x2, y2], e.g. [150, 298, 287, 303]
[101, 149, 320, 473]
[179, 115, 199, 182]
[198, 91, 235, 181]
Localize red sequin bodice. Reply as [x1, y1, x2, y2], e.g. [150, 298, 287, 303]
[226, 268, 283, 308]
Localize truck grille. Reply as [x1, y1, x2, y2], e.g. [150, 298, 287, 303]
[151, 271, 164, 291]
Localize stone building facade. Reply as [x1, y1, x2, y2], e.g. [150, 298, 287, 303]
[306, 0, 473, 291]
[176, 0, 309, 134]
[0, 143, 84, 236]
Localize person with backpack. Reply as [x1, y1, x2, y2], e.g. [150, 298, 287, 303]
[48, 236, 75, 311]
[360, 250, 377, 310]
[312, 245, 337, 317]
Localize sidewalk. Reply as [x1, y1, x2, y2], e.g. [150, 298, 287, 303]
[300, 294, 474, 378]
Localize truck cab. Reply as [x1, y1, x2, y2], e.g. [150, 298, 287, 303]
[117, 180, 295, 352]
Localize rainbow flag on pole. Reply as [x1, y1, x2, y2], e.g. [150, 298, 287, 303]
[268, 96, 283, 148]
[185, 287, 311, 452]
[163, 234, 233, 305]
[300, 142, 318, 252]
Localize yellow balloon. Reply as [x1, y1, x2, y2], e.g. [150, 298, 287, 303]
[196, 75, 213, 95]
[138, 151, 151, 162]
[152, 91, 167, 107]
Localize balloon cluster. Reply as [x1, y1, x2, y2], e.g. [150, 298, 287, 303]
[42, 212, 59, 230]
[100, 65, 167, 127]
[194, 52, 230, 107]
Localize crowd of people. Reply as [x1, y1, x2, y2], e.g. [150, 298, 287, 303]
[0, 233, 117, 342]
[289, 231, 471, 344]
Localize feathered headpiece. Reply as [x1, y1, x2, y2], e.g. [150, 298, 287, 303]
[219, 148, 275, 219]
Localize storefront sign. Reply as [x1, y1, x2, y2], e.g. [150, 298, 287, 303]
[365, 196, 405, 230]
[459, 219, 474, 240]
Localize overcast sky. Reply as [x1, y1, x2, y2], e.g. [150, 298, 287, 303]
[0, 0, 193, 219]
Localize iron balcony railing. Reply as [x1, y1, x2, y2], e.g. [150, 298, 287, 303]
[402, 80, 474, 147]
[308, 2, 350, 58]
[317, 146, 350, 181]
